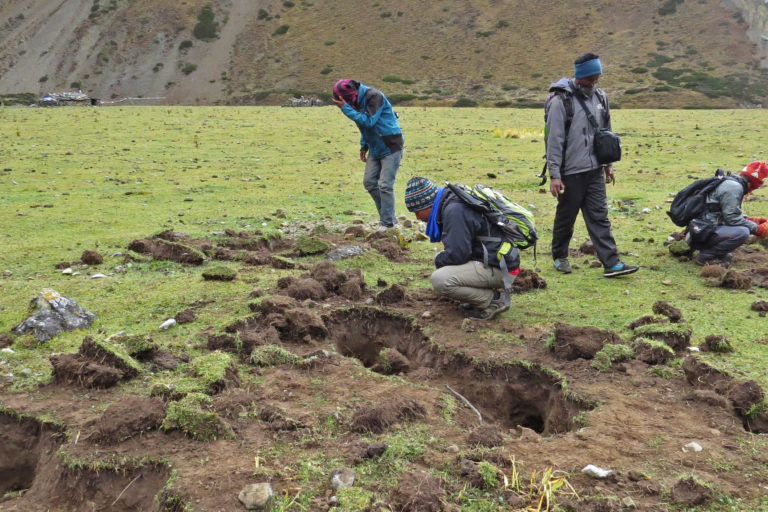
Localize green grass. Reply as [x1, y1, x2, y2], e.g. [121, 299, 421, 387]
[2, 105, 768, 406]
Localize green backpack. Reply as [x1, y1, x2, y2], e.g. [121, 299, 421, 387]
[445, 182, 538, 275]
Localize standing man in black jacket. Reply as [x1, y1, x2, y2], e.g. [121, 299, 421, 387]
[404, 177, 520, 321]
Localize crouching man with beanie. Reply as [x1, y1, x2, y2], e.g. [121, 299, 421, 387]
[404, 176, 520, 321]
[692, 161, 768, 267]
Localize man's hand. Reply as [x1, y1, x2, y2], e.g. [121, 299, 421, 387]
[604, 166, 615, 185]
[359, 149, 368, 162]
[550, 178, 565, 198]
[332, 97, 346, 108]
[747, 216, 768, 224]
[756, 223, 768, 239]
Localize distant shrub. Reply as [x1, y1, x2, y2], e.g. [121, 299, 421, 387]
[382, 75, 403, 83]
[273, 24, 289, 36]
[631, 67, 648, 74]
[654, 85, 673, 92]
[153, 63, 163, 72]
[182, 63, 197, 75]
[70, 81, 81, 89]
[283, 1, 295, 7]
[646, 53, 674, 67]
[624, 88, 646, 95]
[179, 40, 193, 50]
[658, 0, 684, 16]
[502, 84, 518, 91]
[483, 73, 493, 79]
[496, 20, 509, 28]
[388, 94, 416, 105]
[257, 9, 270, 20]
[453, 98, 477, 107]
[380, 11, 392, 18]
[324, 40, 335, 46]
[320, 66, 332, 75]
[495, 101, 512, 107]
[39, 75, 48, 83]
[400, 79, 415, 85]
[475, 30, 495, 38]
[193, 5, 218, 40]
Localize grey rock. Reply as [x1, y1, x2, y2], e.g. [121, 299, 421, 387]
[238, 483, 273, 510]
[330, 467, 355, 490]
[14, 289, 95, 342]
[326, 245, 365, 261]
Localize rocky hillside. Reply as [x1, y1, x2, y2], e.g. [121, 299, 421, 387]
[0, 0, 767, 107]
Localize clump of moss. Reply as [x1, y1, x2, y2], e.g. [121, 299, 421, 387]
[161, 393, 234, 441]
[201, 265, 237, 281]
[79, 336, 143, 377]
[295, 235, 330, 256]
[249, 344, 301, 367]
[150, 376, 206, 400]
[107, 331, 157, 358]
[591, 344, 635, 372]
[633, 323, 692, 351]
[702, 334, 734, 353]
[190, 351, 239, 393]
[335, 488, 374, 511]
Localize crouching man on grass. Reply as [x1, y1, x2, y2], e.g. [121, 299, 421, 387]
[404, 176, 520, 321]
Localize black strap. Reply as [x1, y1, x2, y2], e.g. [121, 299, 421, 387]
[573, 93, 600, 133]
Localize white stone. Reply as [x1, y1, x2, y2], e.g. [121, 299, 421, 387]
[91, 273, 107, 279]
[688, 346, 701, 352]
[682, 441, 703, 453]
[159, 318, 177, 330]
[582, 464, 613, 478]
[330, 467, 356, 490]
[1, 348, 15, 354]
[61, 268, 73, 274]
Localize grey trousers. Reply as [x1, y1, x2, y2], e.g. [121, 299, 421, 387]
[552, 168, 619, 268]
[698, 225, 750, 260]
[431, 261, 513, 308]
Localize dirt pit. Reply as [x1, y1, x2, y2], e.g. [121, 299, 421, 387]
[326, 307, 590, 435]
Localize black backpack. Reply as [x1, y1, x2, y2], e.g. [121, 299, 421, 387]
[666, 170, 737, 227]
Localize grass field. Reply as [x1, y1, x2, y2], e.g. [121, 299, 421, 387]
[2, 106, 768, 385]
[3, 106, 768, 511]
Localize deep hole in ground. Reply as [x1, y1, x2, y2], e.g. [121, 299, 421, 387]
[0, 411, 171, 511]
[325, 307, 591, 435]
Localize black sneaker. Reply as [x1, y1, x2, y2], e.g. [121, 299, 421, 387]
[603, 262, 639, 278]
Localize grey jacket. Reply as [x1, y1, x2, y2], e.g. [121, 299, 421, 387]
[545, 78, 612, 180]
[701, 176, 757, 233]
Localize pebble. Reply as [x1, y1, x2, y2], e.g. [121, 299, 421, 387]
[91, 273, 107, 279]
[682, 441, 703, 453]
[61, 268, 73, 275]
[582, 464, 613, 478]
[159, 318, 177, 330]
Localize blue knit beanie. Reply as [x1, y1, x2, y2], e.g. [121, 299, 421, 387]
[574, 57, 602, 79]
[405, 177, 438, 212]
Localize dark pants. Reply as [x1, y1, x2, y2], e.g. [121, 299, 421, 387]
[698, 225, 750, 260]
[552, 168, 619, 268]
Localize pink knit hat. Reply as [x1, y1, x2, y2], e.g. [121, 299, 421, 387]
[333, 79, 359, 104]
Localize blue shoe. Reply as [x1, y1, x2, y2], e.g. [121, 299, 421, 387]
[553, 258, 572, 274]
[603, 262, 639, 278]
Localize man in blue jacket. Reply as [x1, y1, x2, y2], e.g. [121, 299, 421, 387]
[404, 177, 520, 321]
[333, 79, 404, 229]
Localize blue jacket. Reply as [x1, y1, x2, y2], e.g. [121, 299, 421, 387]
[341, 83, 403, 159]
[434, 191, 520, 271]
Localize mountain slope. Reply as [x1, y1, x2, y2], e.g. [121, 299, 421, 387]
[0, 0, 766, 107]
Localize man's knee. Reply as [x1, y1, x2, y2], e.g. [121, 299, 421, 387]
[430, 269, 450, 295]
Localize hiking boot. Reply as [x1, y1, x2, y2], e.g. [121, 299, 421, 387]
[463, 299, 509, 321]
[695, 255, 730, 268]
[463, 291, 509, 321]
[553, 258, 572, 274]
[603, 262, 639, 278]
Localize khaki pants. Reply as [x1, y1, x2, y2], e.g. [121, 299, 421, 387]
[430, 261, 513, 308]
